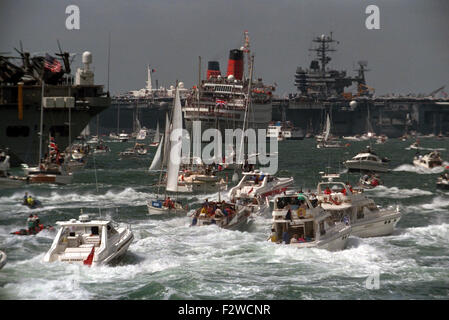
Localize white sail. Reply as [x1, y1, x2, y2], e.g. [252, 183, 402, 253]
[149, 135, 164, 170]
[162, 113, 171, 167]
[153, 121, 160, 143]
[81, 124, 90, 137]
[166, 88, 183, 192]
[324, 114, 331, 142]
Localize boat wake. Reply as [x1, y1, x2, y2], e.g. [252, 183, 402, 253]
[365, 185, 433, 199]
[393, 164, 446, 174]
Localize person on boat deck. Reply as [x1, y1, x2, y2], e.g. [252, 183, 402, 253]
[203, 198, 209, 208]
[33, 214, 40, 226]
[270, 228, 278, 242]
[285, 206, 293, 221]
[163, 197, 174, 209]
[345, 182, 353, 193]
[214, 207, 224, 218]
[27, 214, 35, 233]
[297, 235, 306, 243]
[191, 216, 198, 226]
[200, 206, 207, 216]
[282, 229, 290, 244]
[290, 234, 298, 244]
[324, 186, 332, 195]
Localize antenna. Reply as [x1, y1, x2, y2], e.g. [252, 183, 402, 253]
[107, 32, 111, 94]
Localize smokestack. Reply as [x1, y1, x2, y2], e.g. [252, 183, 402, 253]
[207, 61, 221, 79]
[226, 49, 244, 80]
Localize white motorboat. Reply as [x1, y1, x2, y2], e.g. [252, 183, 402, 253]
[315, 173, 401, 238]
[436, 173, 449, 190]
[269, 193, 351, 251]
[228, 170, 294, 200]
[118, 132, 130, 142]
[43, 213, 134, 266]
[413, 151, 443, 169]
[0, 250, 7, 270]
[87, 135, 99, 144]
[191, 201, 252, 230]
[93, 143, 111, 154]
[344, 147, 390, 173]
[375, 135, 388, 144]
[134, 143, 148, 155]
[119, 148, 136, 157]
[316, 113, 344, 148]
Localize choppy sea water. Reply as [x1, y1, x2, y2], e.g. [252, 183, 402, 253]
[0, 137, 448, 300]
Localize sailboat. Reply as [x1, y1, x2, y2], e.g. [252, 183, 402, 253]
[149, 121, 160, 147]
[316, 113, 343, 148]
[147, 87, 187, 215]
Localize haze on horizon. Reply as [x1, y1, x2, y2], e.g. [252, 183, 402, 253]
[1, 0, 448, 97]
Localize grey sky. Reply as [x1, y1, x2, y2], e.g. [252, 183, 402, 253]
[1, 0, 448, 96]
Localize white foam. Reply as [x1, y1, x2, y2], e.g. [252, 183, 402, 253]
[366, 185, 433, 199]
[393, 164, 446, 174]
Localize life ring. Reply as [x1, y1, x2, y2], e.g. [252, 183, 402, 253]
[297, 208, 306, 218]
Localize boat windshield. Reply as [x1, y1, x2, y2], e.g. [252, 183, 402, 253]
[275, 196, 309, 210]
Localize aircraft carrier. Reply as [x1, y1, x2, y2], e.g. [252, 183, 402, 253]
[0, 44, 110, 166]
[271, 33, 449, 138]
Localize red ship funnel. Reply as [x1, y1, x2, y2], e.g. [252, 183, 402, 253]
[207, 61, 221, 79]
[226, 49, 244, 80]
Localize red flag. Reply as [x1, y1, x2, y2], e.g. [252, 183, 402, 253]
[83, 246, 95, 266]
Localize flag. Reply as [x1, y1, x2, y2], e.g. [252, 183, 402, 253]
[83, 246, 95, 266]
[151, 69, 156, 73]
[44, 54, 62, 73]
[216, 99, 226, 107]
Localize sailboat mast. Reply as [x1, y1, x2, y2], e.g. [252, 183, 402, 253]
[238, 55, 254, 165]
[39, 81, 45, 163]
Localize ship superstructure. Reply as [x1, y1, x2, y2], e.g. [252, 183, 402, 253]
[273, 32, 449, 138]
[182, 32, 275, 134]
[0, 44, 110, 166]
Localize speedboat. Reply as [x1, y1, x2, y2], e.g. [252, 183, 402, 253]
[315, 173, 401, 238]
[270, 193, 351, 251]
[93, 143, 111, 154]
[43, 213, 134, 266]
[0, 250, 6, 270]
[436, 173, 449, 190]
[134, 143, 148, 155]
[413, 151, 443, 169]
[344, 147, 390, 173]
[228, 170, 294, 200]
[191, 201, 251, 230]
[375, 135, 388, 144]
[147, 198, 187, 215]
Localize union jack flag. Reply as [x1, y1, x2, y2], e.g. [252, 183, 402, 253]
[216, 99, 226, 107]
[44, 54, 62, 73]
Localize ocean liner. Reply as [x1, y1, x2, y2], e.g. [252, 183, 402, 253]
[0, 44, 110, 166]
[182, 32, 275, 134]
[273, 33, 449, 138]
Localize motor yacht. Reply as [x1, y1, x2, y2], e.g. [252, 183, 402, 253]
[270, 193, 351, 251]
[43, 213, 134, 266]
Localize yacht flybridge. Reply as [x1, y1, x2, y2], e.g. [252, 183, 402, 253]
[43, 214, 133, 266]
[228, 170, 294, 200]
[315, 173, 401, 238]
[270, 193, 351, 251]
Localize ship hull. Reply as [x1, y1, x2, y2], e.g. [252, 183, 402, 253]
[0, 84, 110, 166]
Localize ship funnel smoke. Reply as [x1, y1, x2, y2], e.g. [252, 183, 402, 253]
[226, 49, 244, 81]
[207, 61, 221, 79]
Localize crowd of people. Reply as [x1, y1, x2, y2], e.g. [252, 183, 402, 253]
[191, 199, 236, 226]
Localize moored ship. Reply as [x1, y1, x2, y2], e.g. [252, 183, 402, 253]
[0, 46, 110, 166]
[182, 32, 274, 134]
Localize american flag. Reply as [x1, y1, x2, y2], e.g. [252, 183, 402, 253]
[216, 99, 226, 107]
[44, 54, 62, 73]
[49, 136, 58, 153]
